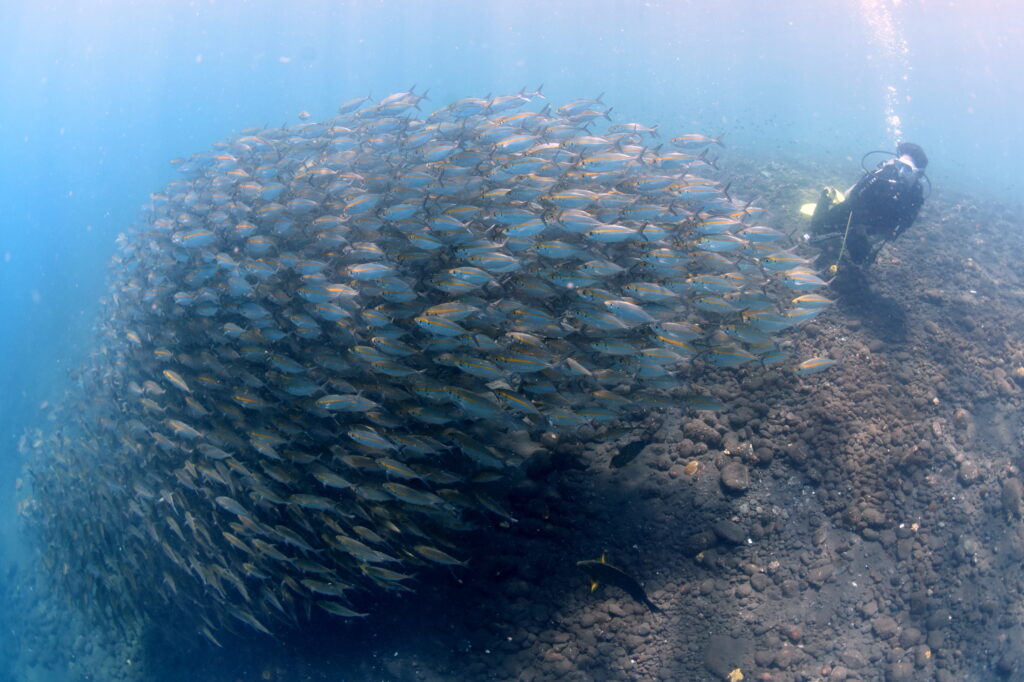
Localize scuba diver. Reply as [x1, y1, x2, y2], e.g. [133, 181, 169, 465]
[805, 142, 928, 275]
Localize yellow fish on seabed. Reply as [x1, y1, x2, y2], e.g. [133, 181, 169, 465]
[577, 553, 661, 612]
[794, 357, 838, 376]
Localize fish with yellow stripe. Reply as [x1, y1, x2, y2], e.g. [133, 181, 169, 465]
[21, 88, 822, 643]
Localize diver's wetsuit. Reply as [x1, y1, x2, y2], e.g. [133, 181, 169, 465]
[810, 158, 924, 264]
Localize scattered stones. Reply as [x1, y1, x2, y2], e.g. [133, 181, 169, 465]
[926, 609, 952, 632]
[958, 459, 980, 486]
[772, 644, 804, 669]
[1001, 477, 1023, 519]
[780, 579, 801, 597]
[806, 563, 834, 588]
[952, 408, 972, 430]
[752, 446, 774, 466]
[901, 622, 925, 647]
[996, 648, 1021, 677]
[842, 648, 869, 670]
[683, 419, 721, 446]
[713, 519, 748, 545]
[720, 461, 750, 494]
[703, 635, 751, 679]
[887, 659, 914, 681]
[861, 507, 887, 529]
[829, 664, 852, 680]
[872, 615, 900, 639]
[685, 530, 719, 555]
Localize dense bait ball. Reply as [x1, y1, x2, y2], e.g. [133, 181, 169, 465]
[22, 88, 824, 641]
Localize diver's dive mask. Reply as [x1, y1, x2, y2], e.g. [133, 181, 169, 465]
[895, 155, 921, 181]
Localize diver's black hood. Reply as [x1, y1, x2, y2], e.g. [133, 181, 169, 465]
[896, 141, 928, 169]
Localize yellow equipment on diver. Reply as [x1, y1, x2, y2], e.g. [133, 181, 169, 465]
[801, 187, 852, 276]
[829, 210, 855, 276]
[799, 186, 845, 216]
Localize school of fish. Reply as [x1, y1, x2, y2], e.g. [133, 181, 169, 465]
[20, 88, 832, 642]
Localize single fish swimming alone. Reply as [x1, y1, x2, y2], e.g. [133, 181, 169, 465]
[577, 553, 661, 612]
[609, 438, 652, 468]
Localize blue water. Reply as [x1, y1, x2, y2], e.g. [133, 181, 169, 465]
[0, 0, 1019, 678]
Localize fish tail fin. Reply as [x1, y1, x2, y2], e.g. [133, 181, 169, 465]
[644, 597, 661, 612]
[739, 198, 760, 221]
[635, 145, 650, 167]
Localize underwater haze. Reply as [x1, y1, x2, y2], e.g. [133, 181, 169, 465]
[2, 1, 1024, 681]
